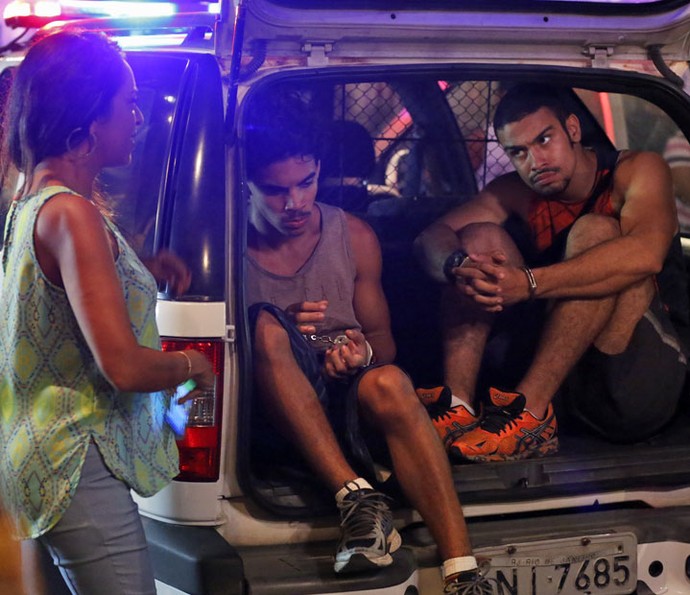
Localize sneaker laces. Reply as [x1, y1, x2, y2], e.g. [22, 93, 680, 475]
[428, 402, 459, 423]
[444, 567, 495, 595]
[337, 487, 392, 543]
[478, 393, 525, 435]
[479, 404, 520, 434]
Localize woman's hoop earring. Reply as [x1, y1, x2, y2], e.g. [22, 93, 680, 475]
[65, 128, 97, 158]
[65, 127, 84, 153]
[83, 133, 97, 158]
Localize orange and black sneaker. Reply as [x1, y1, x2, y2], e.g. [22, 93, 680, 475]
[449, 387, 558, 462]
[415, 386, 479, 451]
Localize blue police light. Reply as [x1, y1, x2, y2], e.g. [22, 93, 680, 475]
[61, 0, 177, 17]
[2, 0, 203, 28]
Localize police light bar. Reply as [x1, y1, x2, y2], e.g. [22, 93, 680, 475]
[4, 0, 61, 23]
[3, 0, 216, 29]
[61, 0, 177, 17]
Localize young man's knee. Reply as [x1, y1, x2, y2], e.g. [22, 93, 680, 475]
[358, 365, 418, 415]
[566, 214, 621, 258]
[253, 309, 291, 358]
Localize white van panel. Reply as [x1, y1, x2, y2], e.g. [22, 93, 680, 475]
[156, 300, 226, 338]
[638, 541, 690, 593]
[135, 481, 223, 525]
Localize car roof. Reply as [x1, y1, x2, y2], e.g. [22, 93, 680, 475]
[236, 0, 690, 64]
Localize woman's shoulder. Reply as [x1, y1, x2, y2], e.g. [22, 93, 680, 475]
[22, 184, 82, 202]
[33, 188, 106, 243]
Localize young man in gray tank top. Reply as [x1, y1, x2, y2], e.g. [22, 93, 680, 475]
[243, 92, 489, 593]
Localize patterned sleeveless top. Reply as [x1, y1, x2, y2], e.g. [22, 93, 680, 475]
[246, 203, 360, 352]
[0, 186, 178, 539]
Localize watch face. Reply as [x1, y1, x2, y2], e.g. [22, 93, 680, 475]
[451, 252, 466, 268]
[449, 250, 469, 268]
[444, 250, 469, 281]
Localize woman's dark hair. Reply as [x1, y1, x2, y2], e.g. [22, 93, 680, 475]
[243, 89, 324, 181]
[493, 83, 572, 135]
[1, 29, 127, 194]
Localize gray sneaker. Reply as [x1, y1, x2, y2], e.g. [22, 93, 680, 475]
[444, 567, 494, 594]
[333, 482, 402, 573]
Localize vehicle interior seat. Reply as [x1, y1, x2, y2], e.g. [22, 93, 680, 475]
[314, 118, 446, 387]
[317, 119, 377, 213]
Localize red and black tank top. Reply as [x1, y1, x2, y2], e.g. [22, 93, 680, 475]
[521, 147, 689, 342]
[527, 149, 620, 256]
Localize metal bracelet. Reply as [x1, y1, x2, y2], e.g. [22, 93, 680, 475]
[521, 266, 538, 300]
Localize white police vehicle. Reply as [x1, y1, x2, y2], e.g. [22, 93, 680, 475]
[3, 1, 690, 593]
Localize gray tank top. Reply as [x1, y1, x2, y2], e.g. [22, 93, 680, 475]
[247, 203, 361, 352]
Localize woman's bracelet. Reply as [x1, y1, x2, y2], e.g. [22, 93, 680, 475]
[179, 350, 193, 380]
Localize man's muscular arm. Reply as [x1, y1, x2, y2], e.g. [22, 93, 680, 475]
[533, 152, 675, 299]
[347, 214, 396, 364]
[466, 152, 677, 305]
[414, 175, 519, 283]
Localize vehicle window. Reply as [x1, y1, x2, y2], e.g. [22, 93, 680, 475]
[0, 58, 184, 255]
[244, 75, 690, 386]
[100, 55, 188, 256]
[445, 80, 512, 187]
[334, 82, 410, 196]
[579, 90, 690, 234]
[0, 56, 189, 257]
[325, 80, 473, 208]
[242, 72, 690, 512]
[0, 52, 225, 300]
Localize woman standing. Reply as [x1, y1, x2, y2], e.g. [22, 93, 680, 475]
[0, 30, 215, 594]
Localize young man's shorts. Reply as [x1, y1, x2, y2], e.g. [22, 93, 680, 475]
[481, 287, 687, 445]
[561, 294, 687, 442]
[248, 302, 389, 478]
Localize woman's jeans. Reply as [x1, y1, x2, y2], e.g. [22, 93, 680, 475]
[38, 441, 156, 595]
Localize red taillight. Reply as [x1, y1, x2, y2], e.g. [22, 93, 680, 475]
[162, 339, 224, 482]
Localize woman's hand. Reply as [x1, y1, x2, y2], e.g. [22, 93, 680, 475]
[175, 350, 216, 404]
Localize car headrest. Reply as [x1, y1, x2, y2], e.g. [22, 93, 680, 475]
[319, 120, 375, 180]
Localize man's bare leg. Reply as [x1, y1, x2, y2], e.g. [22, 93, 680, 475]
[443, 222, 526, 406]
[358, 366, 473, 560]
[442, 290, 492, 407]
[253, 310, 357, 492]
[517, 214, 654, 417]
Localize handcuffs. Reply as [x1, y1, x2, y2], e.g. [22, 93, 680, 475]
[306, 334, 374, 367]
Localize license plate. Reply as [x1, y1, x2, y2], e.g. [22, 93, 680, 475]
[474, 532, 637, 595]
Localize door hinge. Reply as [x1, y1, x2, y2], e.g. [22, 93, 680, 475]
[586, 45, 613, 69]
[225, 325, 236, 344]
[302, 42, 332, 66]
